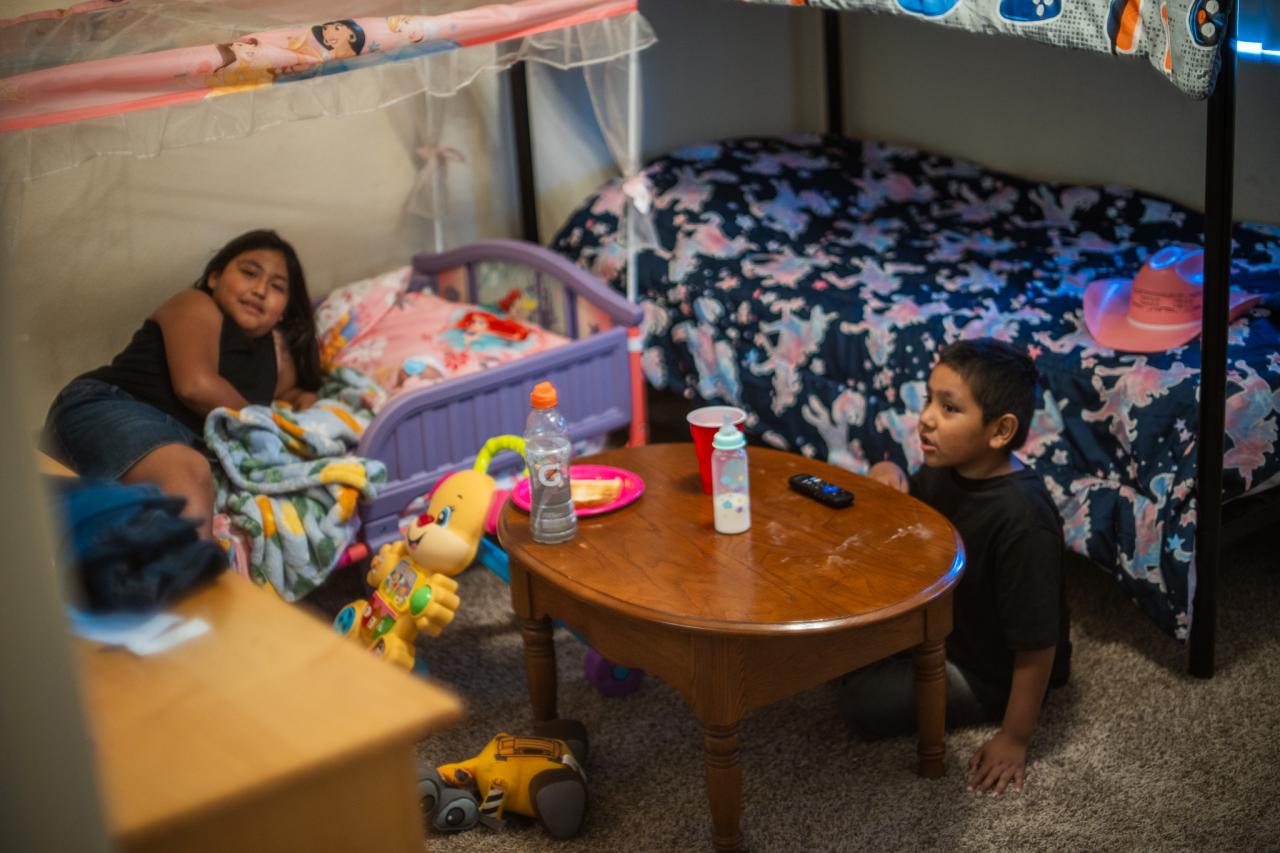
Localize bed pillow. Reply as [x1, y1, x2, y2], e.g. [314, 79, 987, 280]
[315, 266, 412, 370]
[316, 267, 572, 402]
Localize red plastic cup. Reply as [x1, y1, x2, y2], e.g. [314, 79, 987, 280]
[687, 406, 746, 494]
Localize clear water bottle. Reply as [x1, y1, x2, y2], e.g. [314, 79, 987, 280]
[711, 416, 751, 534]
[524, 381, 577, 544]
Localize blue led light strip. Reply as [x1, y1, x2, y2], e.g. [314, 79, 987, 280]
[1237, 0, 1279, 62]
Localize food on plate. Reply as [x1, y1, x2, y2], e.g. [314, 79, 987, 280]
[571, 477, 622, 508]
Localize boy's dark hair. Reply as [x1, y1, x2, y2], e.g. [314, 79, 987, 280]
[195, 229, 323, 391]
[936, 338, 1038, 450]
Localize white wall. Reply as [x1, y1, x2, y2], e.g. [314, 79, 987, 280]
[531, 0, 814, 238]
[542, 0, 1279, 232]
[4, 82, 511, 421]
[624, 1, 1278, 225]
[832, 11, 1280, 225]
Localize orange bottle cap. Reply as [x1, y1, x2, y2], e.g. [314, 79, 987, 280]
[530, 381, 558, 408]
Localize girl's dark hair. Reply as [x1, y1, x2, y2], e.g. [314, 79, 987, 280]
[312, 19, 366, 55]
[936, 338, 1039, 450]
[195, 229, 323, 391]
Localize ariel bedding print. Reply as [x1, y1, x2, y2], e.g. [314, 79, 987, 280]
[315, 265, 570, 405]
[552, 134, 1280, 639]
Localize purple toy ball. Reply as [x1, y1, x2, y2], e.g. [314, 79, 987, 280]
[583, 648, 644, 697]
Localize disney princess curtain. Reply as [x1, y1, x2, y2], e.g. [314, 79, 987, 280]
[1, 0, 655, 249]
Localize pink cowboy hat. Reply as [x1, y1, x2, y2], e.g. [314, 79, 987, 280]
[1084, 246, 1263, 353]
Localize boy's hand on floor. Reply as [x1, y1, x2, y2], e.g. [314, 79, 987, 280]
[967, 731, 1027, 796]
[867, 461, 908, 493]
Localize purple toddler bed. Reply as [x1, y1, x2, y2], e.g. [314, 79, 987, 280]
[350, 239, 641, 551]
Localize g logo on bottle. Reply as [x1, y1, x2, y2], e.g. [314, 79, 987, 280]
[537, 463, 564, 488]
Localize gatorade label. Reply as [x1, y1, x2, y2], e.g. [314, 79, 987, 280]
[537, 462, 564, 488]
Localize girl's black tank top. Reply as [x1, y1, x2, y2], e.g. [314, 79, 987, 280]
[81, 315, 277, 433]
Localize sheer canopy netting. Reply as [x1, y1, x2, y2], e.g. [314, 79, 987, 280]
[743, 0, 1229, 99]
[0, 0, 654, 180]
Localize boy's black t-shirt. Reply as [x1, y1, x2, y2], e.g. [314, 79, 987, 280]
[910, 464, 1070, 693]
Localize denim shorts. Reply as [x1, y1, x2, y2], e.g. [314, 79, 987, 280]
[43, 378, 201, 480]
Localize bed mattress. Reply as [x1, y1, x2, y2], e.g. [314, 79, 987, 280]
[316, 265, 570, 406]
[552, 134, 1280, 638]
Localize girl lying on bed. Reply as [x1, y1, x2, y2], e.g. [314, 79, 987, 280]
[43, 229, 322, 539]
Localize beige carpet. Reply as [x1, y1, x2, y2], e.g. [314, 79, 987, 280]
[310, 530, 1279, 851]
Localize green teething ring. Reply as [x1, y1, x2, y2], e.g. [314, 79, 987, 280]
[474, 435, 527, 477]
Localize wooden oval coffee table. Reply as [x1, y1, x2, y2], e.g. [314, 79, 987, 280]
[499, 444, 963, 852]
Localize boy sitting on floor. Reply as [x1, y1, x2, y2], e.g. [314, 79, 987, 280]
[846, 337, 1070, 797]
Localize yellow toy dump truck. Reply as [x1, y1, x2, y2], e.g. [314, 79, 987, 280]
[422, 719, 589, 839]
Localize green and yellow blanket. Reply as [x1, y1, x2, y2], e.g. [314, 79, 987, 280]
[206, 367, 387, 601]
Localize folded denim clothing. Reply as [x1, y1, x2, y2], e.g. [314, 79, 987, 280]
[50, 477, 226, 611]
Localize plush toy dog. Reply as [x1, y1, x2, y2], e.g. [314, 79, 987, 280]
[332, 471, 489, 670]
[392, 468, 499, 578]
[333, 436, 524, 670]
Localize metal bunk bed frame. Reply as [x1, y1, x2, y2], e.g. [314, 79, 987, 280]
[507, 8, 1248, 677]
[814, 10, 1242, 678]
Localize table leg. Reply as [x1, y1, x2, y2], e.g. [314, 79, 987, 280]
[521, 615, 557, 723]
[913, 638, 946, 779]
[703, 721, 743, 852]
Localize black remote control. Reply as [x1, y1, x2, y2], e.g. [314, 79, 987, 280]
[789, 473, 854, 508]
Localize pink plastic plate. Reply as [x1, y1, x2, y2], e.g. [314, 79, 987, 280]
[510, 464, 645, 517]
